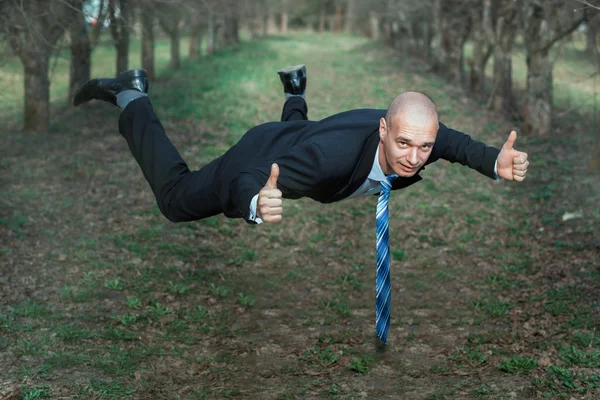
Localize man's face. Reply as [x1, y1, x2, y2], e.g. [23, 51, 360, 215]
[378, 113, 438, 177]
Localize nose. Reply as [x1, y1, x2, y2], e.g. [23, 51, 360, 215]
[408, 147, 419, 166]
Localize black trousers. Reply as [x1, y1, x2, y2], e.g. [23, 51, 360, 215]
[118, 96, 308, 222]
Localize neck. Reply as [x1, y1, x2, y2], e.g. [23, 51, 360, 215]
[378, 141, 391, 175]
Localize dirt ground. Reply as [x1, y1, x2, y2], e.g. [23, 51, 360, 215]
[1, 35, 599, 399]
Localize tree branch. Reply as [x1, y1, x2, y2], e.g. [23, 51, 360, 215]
[535, 13, 586, 54]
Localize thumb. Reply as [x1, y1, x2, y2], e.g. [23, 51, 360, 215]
[265, 163, 279, 189]
[503, 130, 517, 150]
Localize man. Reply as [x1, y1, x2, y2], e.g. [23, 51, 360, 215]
[73, 65, 528, 224]
[73, 65, 529, 343]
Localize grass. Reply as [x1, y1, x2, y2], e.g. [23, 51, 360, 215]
[0, 29, 598, 398]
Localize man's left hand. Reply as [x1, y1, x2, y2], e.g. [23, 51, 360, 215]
[497, 131, 529, 182]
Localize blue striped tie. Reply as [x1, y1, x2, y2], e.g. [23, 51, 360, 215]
[376, 175, 397, 344]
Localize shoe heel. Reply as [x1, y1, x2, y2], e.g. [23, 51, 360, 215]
[119, 69, 147, 79]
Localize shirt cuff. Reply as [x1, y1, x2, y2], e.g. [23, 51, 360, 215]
[494, 159, 503, 182]
[248, 194, 263, 224]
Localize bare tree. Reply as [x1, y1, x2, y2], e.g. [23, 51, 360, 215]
[520, 0, 585, 136]
[69, 0, 92, 101]
[334, 1, 343, 32]
[156, 0, 183, 69]
[431, 0, 472, 85]
[281, 0, 289, 34]
[139, 0, 156, 78]
[90, 0, 108, 47]
[468, 1, 493, 96]
[577, 0, 600, 172]
[483, 0, 518, 115]
[319, 1, 327, 32]
[1, 0, 73, 132]
[109, 0, 132, 75]
[188, 3, 203, 58]
[344, 0, 356, 33]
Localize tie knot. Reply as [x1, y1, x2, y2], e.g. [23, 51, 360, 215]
[380, 174, 397, 192]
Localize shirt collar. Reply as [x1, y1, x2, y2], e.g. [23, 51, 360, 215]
[369, 146, 387, 182]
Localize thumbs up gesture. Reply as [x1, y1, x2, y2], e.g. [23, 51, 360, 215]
[497, 131, 529, 182]
[257, 163, 283, 223]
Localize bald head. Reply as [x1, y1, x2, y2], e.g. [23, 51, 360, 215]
[385, 92, 438, 130]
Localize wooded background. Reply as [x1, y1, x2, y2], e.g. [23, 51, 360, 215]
[0, 0, 599, 168]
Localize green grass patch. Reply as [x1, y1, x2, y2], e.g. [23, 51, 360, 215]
[497, 356, 537, 374]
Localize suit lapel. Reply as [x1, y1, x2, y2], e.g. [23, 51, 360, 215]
[328, 132, 381, 202]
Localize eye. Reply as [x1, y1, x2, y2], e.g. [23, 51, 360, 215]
[398, 141, 408, 147]
[421, 144, 431, 150]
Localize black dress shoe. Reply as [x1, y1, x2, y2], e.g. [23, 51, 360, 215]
[277, 64, 306, 95]
[73, 69, 149, 107]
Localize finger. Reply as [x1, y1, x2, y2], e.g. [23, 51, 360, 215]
[266, 163, 279, 189]
[263, 198, 282, 208]
[264, 214, 282, 223]
[503, 130, 517, 150]
[513, 169, 526, 177]
[258, 202, 282, 215]
[513, 161, 529, 171]
[259, 189, 282, 200]
[514, 152, 528, 164]
[261, 207, 283, 216]
[513, 175, 525, 182]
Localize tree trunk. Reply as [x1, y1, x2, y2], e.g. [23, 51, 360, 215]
[207, 13, 215, 54]
[170, 28, 180, 68]
[586, 19, 598, 58]
[250, 1, 261, 38]
[484, 0, 517, 116]
[423, 22, 433, 62]
[369, 12, 379, 40]
[91, 0, 106, 47]
[141, 7, 155, 79]
[262, 9, 269, 36]
[520, 0, 584, 136]
[469, 5, 489, 95]
[382, 19, 393, 46]
[281, 10, 288, 34]
[267, 10, 276, 33]
[408, 22, 418, 54]
[116, 34, 129, 74]
[4, 0, 71, 132]
[189, 21, 202, 58]
[109, 0, 130, 75]
[590, 122, 599, 172]
[69, 6, 91, 101]
[433, 1, 470, 84]
[334, 4, 343, 33]
[344, 0, 355, 33]
[431, 0, 444, 69]
[214, 15, 225, 50]
[523, 49, 553, 136]
[23, 56, 50, 132]
[230, 16, 240, 44]
[491, 45, 514, 113]
[319, 3, 326, 32]
[156, 5, 182, 69]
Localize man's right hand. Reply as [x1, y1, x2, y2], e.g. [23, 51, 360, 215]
[257, 163, 283, 223]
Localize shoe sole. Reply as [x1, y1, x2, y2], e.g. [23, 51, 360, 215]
[277, 64, 306, 75]
[119, 69, 147, 79]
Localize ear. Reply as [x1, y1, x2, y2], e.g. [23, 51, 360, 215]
[379, 117, 387, 141]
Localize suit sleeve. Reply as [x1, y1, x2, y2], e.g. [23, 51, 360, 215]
[428, 122, 500, 179]
[229, 142, 331, 222]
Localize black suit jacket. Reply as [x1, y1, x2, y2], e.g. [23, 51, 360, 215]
[203, 108, 500, 222]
